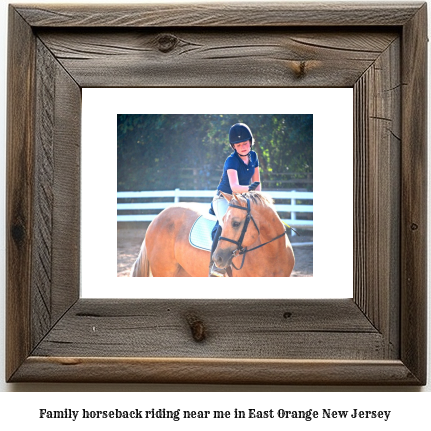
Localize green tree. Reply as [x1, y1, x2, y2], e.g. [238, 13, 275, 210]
[117, 114, 312, 191]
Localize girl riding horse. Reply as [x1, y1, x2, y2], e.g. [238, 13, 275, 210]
[209, 123, 261, 276]
[130, 122, 295, 278]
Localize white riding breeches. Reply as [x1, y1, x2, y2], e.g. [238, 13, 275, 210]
[212, 193, 229, 227]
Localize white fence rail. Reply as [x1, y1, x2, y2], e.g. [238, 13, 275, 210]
[117, 189, 313, 228]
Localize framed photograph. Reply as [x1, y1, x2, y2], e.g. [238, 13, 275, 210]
[6, 2, 427, 384]
[82, 87, 351, 299]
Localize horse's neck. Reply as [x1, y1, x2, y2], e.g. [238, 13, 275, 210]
[258, 208, 285, 248]
[231, 205, 294, 277]
[249, 208, 288, 260]
[241, 218, 290, 276]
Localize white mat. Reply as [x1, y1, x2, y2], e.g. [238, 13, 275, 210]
[189, 214, 217, 251]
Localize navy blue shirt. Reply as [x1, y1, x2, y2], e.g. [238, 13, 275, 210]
[217, 151, 259, 194]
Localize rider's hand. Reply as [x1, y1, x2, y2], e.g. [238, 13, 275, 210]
[248, 181, 260, 191]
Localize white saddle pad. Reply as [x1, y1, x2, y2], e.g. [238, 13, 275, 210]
[189, 214, 217, 251]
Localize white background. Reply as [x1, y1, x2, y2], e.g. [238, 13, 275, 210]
[0, 0, 429, 418]
[81, 87, 353, 299]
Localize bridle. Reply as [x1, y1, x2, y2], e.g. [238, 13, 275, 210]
[218, 196, 288, 271]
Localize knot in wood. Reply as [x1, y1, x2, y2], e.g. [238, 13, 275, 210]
[186, 314, 206, 342]
[11, 221, 26, 246]
[293, 61, 307, 79]
[157, 34, 178, 53]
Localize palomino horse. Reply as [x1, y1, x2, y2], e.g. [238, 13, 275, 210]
[130, 191, 295, 277]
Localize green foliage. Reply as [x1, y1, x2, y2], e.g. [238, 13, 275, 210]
[117, 114, 312, 191]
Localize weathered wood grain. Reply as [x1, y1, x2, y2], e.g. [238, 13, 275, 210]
[12, 357, 420, 385]
[15, 2, 423, 27]
[31, 38, 81, 348]
[400, 3, 428, 385]
[32, 299, 383, 360]
[6, 2, 427, 385]
[6, 7, 36, 382]
[49, 52, 81, 326]
[37, 29, 398, 87]
[353, 38, 401, 359]
[32, 40, 56, 347]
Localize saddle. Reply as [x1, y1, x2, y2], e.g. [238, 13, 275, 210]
[189, 213, 218, 251]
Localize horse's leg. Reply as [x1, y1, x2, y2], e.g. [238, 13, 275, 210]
[148, 252, 186, 277]
[174, 222, 210, 277]
[144, 209, 191, 277]
[139, 205, 210, 277]
[173, 265, 191, 277]
[176, 248, 209, 277]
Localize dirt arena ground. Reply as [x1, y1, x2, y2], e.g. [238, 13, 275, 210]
[118, 227, 313, 277]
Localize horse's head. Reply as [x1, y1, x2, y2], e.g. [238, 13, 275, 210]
[212, 192, 261, 269]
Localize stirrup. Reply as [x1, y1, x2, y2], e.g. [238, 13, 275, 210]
[209, 263, 226, 277]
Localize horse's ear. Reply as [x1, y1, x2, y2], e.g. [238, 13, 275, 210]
[220, 191, 233, 202]
[232, 192, 246, 206]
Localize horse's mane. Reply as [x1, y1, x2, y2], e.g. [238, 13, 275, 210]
[232, 191, 275, 209]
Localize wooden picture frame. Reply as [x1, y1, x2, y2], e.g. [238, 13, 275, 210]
[6, 2, 427, 385]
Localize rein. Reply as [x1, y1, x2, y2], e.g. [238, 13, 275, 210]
[218, 196, 288, 271]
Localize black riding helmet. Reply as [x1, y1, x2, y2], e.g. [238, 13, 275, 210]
[229, 123, 253, 148]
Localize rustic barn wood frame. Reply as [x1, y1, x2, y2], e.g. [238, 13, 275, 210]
[6, 2, 427, 385]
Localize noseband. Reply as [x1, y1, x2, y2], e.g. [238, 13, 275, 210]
[218, 196, 288, 270]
